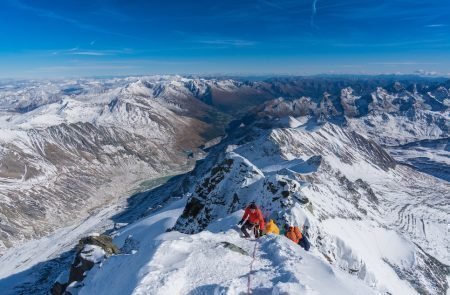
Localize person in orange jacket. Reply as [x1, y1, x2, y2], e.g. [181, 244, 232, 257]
[284, 224, 311, 251]
[238, 202, 265, 238]
[265, 219, 280, 235]
[284, 224, 302, 244]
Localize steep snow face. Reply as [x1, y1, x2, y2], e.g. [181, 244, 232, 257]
[172, 116, 449, 294]
[387, 138, 450, 182]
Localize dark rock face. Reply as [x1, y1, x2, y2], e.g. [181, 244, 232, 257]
[50, 282, 67, 295]
[347, 131, 397, 171]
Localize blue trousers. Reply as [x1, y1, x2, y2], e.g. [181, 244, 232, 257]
[298, 236, 310, 251]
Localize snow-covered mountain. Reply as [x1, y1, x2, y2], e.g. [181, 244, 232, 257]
[0, 76, 235, 253]
[169, 113, 448, 294]
[40, 104, 449, 295]
[0, 75, 449, 294]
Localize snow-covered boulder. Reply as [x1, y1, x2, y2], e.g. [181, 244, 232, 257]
[51, 235, 119, 295]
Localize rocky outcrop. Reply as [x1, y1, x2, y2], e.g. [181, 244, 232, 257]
[51, 235, 119, 295]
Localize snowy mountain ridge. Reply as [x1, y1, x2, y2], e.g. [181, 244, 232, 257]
[49, 112, 449, 294]
[0, 75, 449, 294]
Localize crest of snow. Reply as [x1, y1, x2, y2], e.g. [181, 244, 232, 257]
[78, 205, 377, 295]
[79, 245, 106, 264]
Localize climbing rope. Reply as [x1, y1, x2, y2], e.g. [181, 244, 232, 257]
[247, 240, 258, 295]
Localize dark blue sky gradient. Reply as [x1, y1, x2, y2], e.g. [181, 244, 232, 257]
[1, 0, 449, 77]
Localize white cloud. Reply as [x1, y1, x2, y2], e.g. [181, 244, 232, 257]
[425, 24, 447, 28]
[414, 69, 439, 76]
[50, 48, 134, 56]
[197, 39, 255, 47]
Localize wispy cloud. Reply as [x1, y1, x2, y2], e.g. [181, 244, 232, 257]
[369, 62, 439, 65]
[27, 65, 140, 72]
[333, 37, 450, 48]
[414, 69, 439, 76]
[257, 0, 285, 11]
[174, 31, 256, 48]
[425, 24, 447, 28]
[51, 48, 134, 56]
[197, 39, 256, 47]
[311, 0, 318, 27]
[71, 51, 109, 56]
[5, 0, 143, 40]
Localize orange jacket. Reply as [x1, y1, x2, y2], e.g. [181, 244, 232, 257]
[242, 207, 265, 230]
[285, 226, 302, 244]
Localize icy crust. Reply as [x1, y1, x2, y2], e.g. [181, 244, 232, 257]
[77, 207, 377, 295]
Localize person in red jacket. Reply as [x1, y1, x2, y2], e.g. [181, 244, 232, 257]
[238, 202, 265, 238]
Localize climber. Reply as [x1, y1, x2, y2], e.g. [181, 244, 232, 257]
[265, 219, 280, 235]
[284, 224, 302, 244]
[298, 225, 311, 251]
[284, 224, 310, 251]
[238, 202, 265, 238]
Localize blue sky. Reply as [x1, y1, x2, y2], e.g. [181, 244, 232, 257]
[0, 0, 449, 78]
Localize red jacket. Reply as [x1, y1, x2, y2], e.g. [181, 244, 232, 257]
[242, 207, 265, 230]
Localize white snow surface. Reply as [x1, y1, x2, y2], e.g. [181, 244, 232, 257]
[80, 245, 106, 264]
[78, 201, 376, 295]
[322, 218, 417, 294]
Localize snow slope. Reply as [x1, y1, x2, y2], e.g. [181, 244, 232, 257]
[171, 114, 449, 294]
[74, 202, 377, 295]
